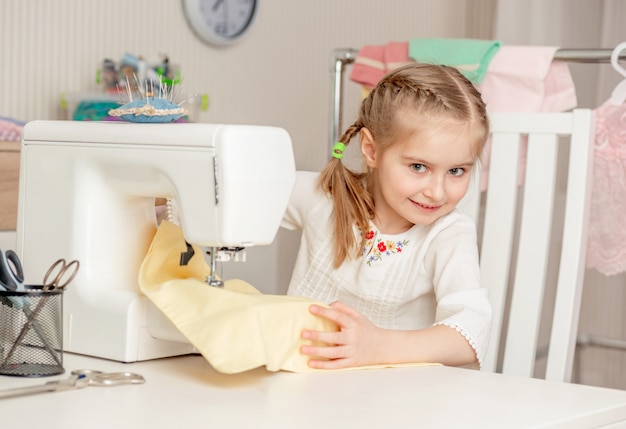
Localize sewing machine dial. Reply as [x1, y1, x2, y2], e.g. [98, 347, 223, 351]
[183, 0, 258, 46]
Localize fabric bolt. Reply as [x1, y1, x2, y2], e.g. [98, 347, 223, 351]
[138, 221, 437, 373]
[281, 171, 492, 367]
[586, 100, 626, 276]
[408, 38, 501, 84]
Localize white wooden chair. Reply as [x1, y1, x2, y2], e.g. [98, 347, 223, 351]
[458, 109, 595, 382]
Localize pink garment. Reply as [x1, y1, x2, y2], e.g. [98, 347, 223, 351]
[586, 100, 626, 276]
[0, 118, 25, 141]
[477, 46, 578, 191]
[349, 42, 412, 89]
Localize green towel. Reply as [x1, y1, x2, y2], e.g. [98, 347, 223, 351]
[408, 38, 501, 84]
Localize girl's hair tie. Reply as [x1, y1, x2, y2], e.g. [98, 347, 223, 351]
[332, 142, 346, 159]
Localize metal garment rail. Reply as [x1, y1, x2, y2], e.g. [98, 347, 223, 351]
[327, 46, 626, 359]
[329, 47, 626, 148]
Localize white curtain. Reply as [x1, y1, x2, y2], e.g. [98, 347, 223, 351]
[493, 0, 626, 107]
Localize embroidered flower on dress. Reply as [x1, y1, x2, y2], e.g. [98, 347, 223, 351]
[361, 227, 409, 266]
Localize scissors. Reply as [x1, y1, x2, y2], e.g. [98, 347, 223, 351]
[0, 249, 25, 291]
[0, 369, 145, 400]
[0, 257, 80, 371]
[43, 258, 80, 290]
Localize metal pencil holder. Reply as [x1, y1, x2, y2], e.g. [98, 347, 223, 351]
[0, 288, 64, 377]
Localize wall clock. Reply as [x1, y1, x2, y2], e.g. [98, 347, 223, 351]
[182, 0, 258, 46]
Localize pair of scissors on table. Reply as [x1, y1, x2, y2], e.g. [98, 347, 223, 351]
[0, 369, 145, 400]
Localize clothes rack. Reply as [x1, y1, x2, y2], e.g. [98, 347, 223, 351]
[329, 47, 626, 147]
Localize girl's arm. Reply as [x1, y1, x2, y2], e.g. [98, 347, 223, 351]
[301, 301, 477, 369]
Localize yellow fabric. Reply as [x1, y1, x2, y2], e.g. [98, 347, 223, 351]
[139, 221, 437, 374]
[138, 221, 339, 374]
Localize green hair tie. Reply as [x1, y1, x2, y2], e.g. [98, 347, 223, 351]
[332, 142, 346, 159]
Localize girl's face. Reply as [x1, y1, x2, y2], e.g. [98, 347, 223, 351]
[361, 115, 477, 234]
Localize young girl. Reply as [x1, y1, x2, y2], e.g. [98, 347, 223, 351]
[281, 63, 492, 370]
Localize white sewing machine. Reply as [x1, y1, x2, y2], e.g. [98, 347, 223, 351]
[16, 120, 296, 362]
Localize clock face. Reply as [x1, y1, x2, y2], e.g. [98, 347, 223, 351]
[183, 0, 258, 46]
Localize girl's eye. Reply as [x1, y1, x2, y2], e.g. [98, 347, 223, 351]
[449, 167, 465, 177]
[410, 164, 427, 173]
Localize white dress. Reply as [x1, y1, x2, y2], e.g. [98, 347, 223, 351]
[281, 171, 492, 366]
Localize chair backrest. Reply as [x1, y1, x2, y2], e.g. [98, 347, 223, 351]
[459, 109, 595, 382]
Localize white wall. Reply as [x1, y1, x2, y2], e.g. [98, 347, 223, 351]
[0, 0, 482, 172]
[0, 0, 486, 295]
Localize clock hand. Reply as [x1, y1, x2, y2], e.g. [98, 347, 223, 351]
[212, 0, 224, 11]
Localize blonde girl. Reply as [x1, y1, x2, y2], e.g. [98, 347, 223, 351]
[281, 63, 492, 369]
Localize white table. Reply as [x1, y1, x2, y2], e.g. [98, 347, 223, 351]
[1, 353, 625, 428]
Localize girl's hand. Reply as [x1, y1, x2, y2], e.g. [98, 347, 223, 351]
[300, 301, 387, 369]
